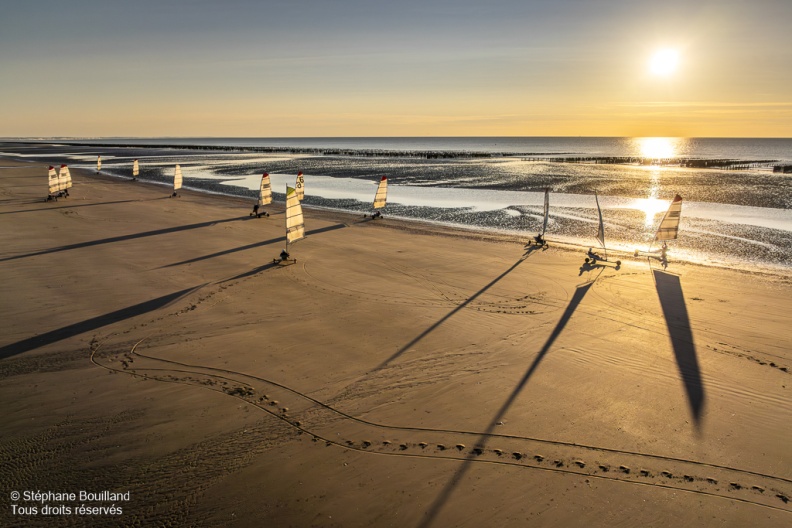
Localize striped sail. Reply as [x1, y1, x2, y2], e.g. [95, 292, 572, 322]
[541, 187, 550, 236]
[97, 155, 101, 171]
[373, 176, 388, 209]
[58, 165, 66, 191]
[285, 185, 305, 245]
[173, 165, 183, 191]
[595, 192, 605, 248]
[258, 173, 272, 205]
[58, 165, 72, 191]
[654, 194, 683, 241]
[295, 171, 305, 201]
[132, 159, 139, 177]
[48, 166, 59, 194]
[64, 166, 72, 189]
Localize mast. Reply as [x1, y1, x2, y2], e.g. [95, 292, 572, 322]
[295, 171, 305, 201]
[650, 194, 683, 251]
[373, 176, 388, 209]
[285, 185, 305, 251]
[541, 187, 550, 237]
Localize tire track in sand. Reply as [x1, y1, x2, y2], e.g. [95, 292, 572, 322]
[90, 339, 792, 514]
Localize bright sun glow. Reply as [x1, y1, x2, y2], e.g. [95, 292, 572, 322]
[638, 137, 677, 159]
[649, 49, 679, 76]
[635, 196, 670, 227]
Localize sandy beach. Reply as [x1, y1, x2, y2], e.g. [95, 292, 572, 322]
[1, 159, 790, 527]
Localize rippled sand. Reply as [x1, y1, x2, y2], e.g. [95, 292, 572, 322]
[1, 159, 790, 527]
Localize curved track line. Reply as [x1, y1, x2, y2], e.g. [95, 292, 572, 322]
[89, 339, 792, 513]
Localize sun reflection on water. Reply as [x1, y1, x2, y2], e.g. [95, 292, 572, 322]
[627, 139, 681, 225]
[634, 196, 670, 227]
[630, 137, 693, 162]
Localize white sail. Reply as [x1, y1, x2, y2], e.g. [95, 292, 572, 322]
[132, 159, 139, 177]
[373, 176, 388, 209]
[595, 192, 605, 249]
[97, 155, 101, 172]
[258, 173, 272, 205]
[173, 165, 183, 191]
[541, 187, 550, 236]
[295, 171, 305, 201]
[58, 165, 72, 191]
[64, 166, 72, 189]
[285, 185, 305, 245]
[48, 166, 58, 194]
[655, 194, 683, 241]
[57, 165, 66, 191]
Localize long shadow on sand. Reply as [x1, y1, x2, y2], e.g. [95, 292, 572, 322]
[0, 197, 166, 215]
[653, 269, 705, 426]
[220, 261, 281, 282]
[159, 223, 347, 268]
[578, 259, 620, 276]
[418, 281, 593, 528]
[0, 286, 202, 360]
[0, 216, 249, 263]
[374, 246, 542, 371]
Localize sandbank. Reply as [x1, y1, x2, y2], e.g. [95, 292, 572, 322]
[1, 159, 790, 527]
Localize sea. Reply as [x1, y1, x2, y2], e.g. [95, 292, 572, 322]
[2, 137, 791, 274]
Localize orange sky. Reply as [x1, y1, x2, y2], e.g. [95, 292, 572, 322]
[1, 0, 790, 138]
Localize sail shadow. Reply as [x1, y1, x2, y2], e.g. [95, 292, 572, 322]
[0, 197, 168, 216]
[220, 261, 280, 282]
[0, 216, 249, 263]
[374, 251, 539, 372]
[653, 270, 704, 426]
[417, 281, 593, 528]
[0, 286, 202, 360]
[161, 237, 284, 268]
[159, 223, 347, 268]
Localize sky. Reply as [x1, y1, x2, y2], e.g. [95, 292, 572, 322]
[1, 0, 790, 138]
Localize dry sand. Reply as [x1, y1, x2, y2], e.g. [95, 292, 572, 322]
[1, 158, 790, 527]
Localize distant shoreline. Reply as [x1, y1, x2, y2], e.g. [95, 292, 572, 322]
[1, 156, 790, 527]
[6, 138, 790, 169]
[6, 136, 792, 159]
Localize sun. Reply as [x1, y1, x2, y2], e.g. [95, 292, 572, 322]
[649, 49, 679, 76]
[638, 137, 676, 159]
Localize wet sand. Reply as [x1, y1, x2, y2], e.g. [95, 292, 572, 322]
[1, 158, 790, 527]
